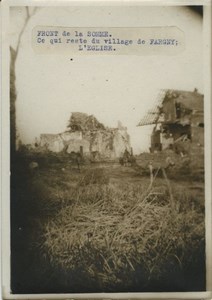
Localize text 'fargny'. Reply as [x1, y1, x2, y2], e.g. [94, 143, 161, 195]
[32, 27, 184, 55]
[36, 30, 179, 51]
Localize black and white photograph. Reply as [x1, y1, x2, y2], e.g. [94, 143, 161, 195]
[1, 0, 212, 298]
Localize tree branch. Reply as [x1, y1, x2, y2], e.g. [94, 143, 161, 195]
[14, 7, 38, 61]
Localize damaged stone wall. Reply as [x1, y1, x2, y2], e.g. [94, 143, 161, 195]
[40, 131, 82, 153]
[83, 128, 131, 159]
[40, 134, 64, 152]
[40, 113, 131, 159]
[161, 90, 204, 153]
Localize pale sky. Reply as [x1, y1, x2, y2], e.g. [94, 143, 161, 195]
[10, 5, 203, 153]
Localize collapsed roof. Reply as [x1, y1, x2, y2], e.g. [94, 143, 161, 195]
[137, 89, 204, 127]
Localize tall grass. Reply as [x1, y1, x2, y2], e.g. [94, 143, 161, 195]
[37, 169, 205, 290]
[11, 153, 205, 293]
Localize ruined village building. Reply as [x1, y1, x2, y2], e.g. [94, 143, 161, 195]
[138, 89, 204, 155]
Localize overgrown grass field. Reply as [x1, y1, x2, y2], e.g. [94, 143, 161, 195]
[11, 155, 205, 293]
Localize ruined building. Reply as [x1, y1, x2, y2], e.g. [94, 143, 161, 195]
[40, 112, 131, 159]
[138, 89, 204, 155]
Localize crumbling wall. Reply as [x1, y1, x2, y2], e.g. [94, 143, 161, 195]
[40, 113, 131, 159]
[161, 134, 174, 150]
[60, 131, 82, 141]
[162, 90, 203, 124]
[112, 129, 131, 157]
[40, 131, 83, 153]
[40, 134, 64, 152]
[67, 139, 90, 154]
[83, 128, 131, 159]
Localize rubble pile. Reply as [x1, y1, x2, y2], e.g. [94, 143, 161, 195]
[39, 112, 131, 160]
[67, 112, 105, 132]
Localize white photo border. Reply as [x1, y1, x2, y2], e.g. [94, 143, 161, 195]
[1, 0, 211, 298]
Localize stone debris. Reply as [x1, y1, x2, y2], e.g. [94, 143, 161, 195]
[67, 112, 105, 132]
[39, 113, 131, 159]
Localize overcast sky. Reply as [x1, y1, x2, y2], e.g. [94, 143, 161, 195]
[10, 5, 203, 153]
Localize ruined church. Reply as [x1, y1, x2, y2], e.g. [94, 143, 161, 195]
[39, 112, 131, 160]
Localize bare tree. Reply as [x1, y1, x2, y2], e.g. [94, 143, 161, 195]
[10, 7, 37, 157]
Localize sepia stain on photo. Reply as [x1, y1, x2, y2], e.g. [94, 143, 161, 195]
[9, 4, 206, 294]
